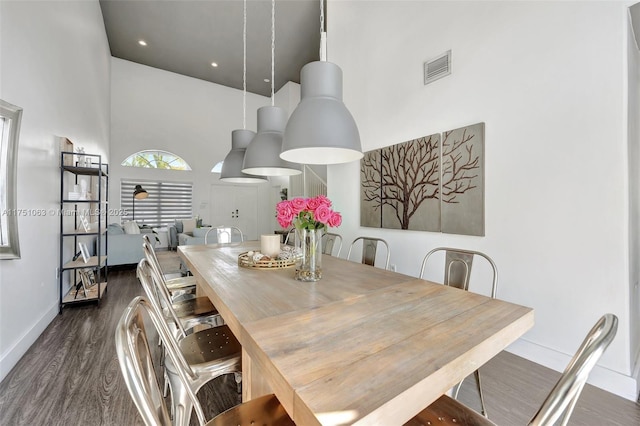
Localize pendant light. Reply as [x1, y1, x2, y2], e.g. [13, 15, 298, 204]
[220, 0, 267, 183]
[242, 0, 301, 177]
[280, 0, 362, 165]
[220, 129, 267, 183]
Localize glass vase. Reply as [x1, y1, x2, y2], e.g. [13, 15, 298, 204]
[294, 228, 322, 282]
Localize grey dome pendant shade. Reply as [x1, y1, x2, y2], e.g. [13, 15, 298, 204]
[281, 61, 363, 165]
[242, 106, 301, 176]
[220, 129, 268, 183]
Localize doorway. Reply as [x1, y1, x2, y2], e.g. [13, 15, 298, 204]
[209, 184, 258, 241]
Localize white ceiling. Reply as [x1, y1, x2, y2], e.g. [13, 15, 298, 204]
[99, 0, 322, 97]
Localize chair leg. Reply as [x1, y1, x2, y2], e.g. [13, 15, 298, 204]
[163, 370, 170, 398]
[452, 370, 488, 418]
[165, 367, 195, 426]
[475, 369, 488, 418]
[234, 372, 242, 394]
[159, 344, 169, 397]
[452, 377, 465, 399]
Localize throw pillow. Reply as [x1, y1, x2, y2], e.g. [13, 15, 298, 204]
[174, 219, 184, 234]
[182, 218, 196, 234]
[107, 223, 125, 235]
[123, 221, 140, 234]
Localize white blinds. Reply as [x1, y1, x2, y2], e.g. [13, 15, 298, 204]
[121, 180, 192, 227]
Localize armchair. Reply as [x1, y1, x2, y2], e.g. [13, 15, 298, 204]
[168, 218, 207, 248]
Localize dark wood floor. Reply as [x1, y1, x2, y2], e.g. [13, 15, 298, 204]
[0, 267, 240, 426]
[1, 263, 638, 425]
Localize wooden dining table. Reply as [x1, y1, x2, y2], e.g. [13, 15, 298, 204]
[179, 241, 534, 426]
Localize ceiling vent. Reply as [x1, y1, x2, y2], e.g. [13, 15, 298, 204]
[424, 50, 451, 85]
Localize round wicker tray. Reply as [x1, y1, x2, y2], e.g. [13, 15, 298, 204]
[238, 251, 297, 269]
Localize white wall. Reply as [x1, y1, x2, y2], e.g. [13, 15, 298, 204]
[328, 0, 637, 399]
[628, 4, 640, 383]
[0, 0, 110, 381]
[110, 58, 278, 236]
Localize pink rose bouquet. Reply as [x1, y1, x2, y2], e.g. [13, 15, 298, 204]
[276, 195, 342, 230]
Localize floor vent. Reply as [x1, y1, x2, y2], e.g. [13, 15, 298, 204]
[424, 50, 451, 85]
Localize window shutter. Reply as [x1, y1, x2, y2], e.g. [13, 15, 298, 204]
[121, 180, 193, 227]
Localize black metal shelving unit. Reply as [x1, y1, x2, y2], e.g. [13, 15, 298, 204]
[58, 151, 109, 312]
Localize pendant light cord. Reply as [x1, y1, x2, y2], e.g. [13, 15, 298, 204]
[320, 0, 327, 61]
[243, 0, 247, 129]
[320, 0, 324, 34]
[271, 0, 275, 106]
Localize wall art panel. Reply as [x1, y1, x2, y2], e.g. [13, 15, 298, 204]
[440, 122, 485, 236]
[360, 150, 382, 228]
[379, 135, 441, 231]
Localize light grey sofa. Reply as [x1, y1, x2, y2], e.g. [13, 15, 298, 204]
[99, 223, 154, 266]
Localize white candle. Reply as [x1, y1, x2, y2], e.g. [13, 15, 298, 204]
[260, 234, 281, 258]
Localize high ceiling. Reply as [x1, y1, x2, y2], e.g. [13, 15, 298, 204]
[99, 0, 321, 97]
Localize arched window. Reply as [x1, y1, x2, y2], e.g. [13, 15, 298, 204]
[121, 150, 192, 170]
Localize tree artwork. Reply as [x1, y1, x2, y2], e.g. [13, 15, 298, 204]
[360, 122, 484, 236]
[361, 135, 440, 230]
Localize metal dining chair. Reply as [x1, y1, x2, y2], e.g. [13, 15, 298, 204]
[405, 314, 618, 426]
[322, 232, 342, 257]
[115, 296, 294, 426]
[136, 261, 244, 426]
[419, 247, 498, 417]
[419, 247, 498, 298]
[283, 228, 296, 246]
[142, 234, 196, 301]
[141, 245, 223, 334]
[204, 226, 244, 244]
[346, 236, 390, 269]
[285, 230, 341, 256]
[138, 256, 232, 400]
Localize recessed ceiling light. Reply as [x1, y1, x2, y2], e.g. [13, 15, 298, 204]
[138, 40, 147, 46]
[211, 62, 219, 68]
[264, 78, 270, 83]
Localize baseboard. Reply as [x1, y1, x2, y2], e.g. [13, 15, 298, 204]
[0, 302, 58, 383]
[633, 348, 640, 401]
[507, 338, 638, 401]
